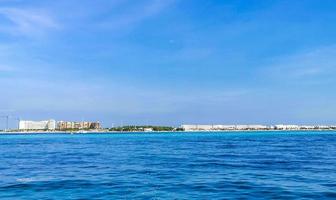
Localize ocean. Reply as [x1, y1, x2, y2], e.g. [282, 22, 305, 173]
[0, 131, 336, 199]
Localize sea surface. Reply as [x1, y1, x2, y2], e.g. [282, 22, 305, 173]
[0, 131, 336, 199]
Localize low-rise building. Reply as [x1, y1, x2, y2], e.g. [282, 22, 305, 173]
[181, 124, 270, 131]
[274, 125, 300, 130]
[57, 121, 101, 130]
[181, 125, 214, 131]
[213, 125, 236, 130]
[300, 125, 315, 130]
[144, 128, 153, 132]
[315, 125, 330, 130]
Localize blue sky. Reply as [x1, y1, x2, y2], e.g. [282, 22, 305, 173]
[1, 0, 336, 128]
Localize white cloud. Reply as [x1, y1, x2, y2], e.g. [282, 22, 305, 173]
[99, 0, 175, 30]
[0, 7, 59, 37]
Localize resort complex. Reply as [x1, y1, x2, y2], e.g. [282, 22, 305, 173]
[18, 120, 101, 131]
[2, 119, 336, 132]
[181, 124, 336, 131]
[0, 116, 336, 132]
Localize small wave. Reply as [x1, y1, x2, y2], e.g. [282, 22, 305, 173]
[16, 176, 55, 183]
[16, 178, 35, 183]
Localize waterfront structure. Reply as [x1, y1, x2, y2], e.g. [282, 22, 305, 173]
[274, 125, 300, 130]
[57, 121, 101, 130]
[19, 120, 56, 130]
[181, 125, 213, 131]
[181, 124, 270, 131]
[144, 128, 153, 132]
[300, 125, 316, 130]
[235, 125, 268, 130]
[181, 124, 336, 131]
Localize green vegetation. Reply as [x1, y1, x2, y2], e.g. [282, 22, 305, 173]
[109, 125, 182, 132]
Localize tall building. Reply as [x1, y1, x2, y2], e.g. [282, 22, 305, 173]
[19, 120, 56, 130]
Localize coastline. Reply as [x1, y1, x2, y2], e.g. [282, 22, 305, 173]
[1, 129, 336, 134]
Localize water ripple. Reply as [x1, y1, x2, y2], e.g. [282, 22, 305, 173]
[0, 131, 336, 199]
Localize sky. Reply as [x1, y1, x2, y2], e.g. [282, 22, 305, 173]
[1, 0, 336, 128]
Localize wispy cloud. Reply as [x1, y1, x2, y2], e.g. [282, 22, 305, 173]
[261, 45, 336, 84]
[0, 7, 59, 37]
[0, 65, 15, 72]
[99, 0, 175, 30]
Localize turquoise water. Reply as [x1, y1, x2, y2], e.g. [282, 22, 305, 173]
[0, 131, 336, 199]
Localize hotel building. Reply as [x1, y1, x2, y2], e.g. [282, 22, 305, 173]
[19, 120, 56, 130]
[57, 121, 101, 130]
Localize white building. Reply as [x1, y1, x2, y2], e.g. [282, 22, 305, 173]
[213, 125, 236, 130]
[181, 124, 269, 131]
[274, 124, 300, 130]
[300, 125, 315, 130]
[315, 125, 330, 130]
[235, 125, 269, 130]
[144, 128, 153, 132]
[19, 120, 56, 130]
[181, 125, 213, 131]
